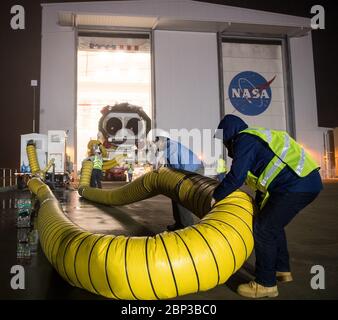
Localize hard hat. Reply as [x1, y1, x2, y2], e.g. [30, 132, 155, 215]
[147, 128, 171, 142]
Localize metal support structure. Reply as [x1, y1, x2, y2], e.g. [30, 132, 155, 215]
[283, 36, 296, 138]
[0, 168, 19, 188]
[323, 130, 335, 179]
[216, 32, 227, 161]
[32, 86, 36, 133]
[2, 169, 5, 187]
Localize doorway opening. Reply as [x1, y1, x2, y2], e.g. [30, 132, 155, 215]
[76, 33, 152, 173]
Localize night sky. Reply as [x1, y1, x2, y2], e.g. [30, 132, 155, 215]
[0, 0, 337, 169]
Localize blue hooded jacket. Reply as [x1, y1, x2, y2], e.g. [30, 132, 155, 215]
[216, 114, 248, 142]
[164, 139, 204, 173]
[212, 115, 323, 202]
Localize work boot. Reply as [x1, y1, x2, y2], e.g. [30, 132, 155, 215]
[237, 281, 278, 298]
[167, 223, 184, 231]
[276, 271, 293, 283]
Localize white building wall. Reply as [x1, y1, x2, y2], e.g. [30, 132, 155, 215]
[154, 30, 220, 131]
[40, 7, 76, 169]
[154, 30, 221, 173]
[289, 33, 327, 170]
[40, 1, 322, 174]
[41, 0, 310, 30]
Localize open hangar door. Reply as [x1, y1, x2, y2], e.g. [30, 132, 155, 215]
[221, 38, 290, 165]
[76, 33, 152, 175]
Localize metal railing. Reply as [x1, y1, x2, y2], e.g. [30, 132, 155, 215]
[0, 168, 18, 188]
[319, 156, 337, 179]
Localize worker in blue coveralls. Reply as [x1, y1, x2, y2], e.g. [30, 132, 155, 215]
[211, 114, 323, 299]
[147, 129, 204, 231]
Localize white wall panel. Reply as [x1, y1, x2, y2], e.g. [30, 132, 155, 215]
[289, 33, 327, 168]
[222, 58, 283, 73]
[154, 30, 220, 131]
[154, 30, 221, 173]
[40, 30, 76, 168]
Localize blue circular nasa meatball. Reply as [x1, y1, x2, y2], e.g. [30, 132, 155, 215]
[228, 71, 274, 116]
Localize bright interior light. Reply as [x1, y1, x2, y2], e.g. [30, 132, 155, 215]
[76, 38, 152, 170]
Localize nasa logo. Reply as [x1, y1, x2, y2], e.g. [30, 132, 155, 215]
[228, 71, 276, 116]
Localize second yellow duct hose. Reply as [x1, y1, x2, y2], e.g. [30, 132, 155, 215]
[87, 140, 108, 158]
[26, 144, 41, 174]
[28, 153, 255, 299]
[80, 160, 93, 187]
[102, 154, 125, 171]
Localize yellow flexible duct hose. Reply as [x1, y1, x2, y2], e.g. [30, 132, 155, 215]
[29, 163, 254, 299]
[102, 155, 125, 171]
[87, 140, 108, 158]
[26, 144, 41, 174]
[80, 156, 123, 186]
[43, 158, 55, 174]
[80, 161, 93, 187]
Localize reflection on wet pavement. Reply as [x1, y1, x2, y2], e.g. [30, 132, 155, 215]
[0, 183, 175, 299]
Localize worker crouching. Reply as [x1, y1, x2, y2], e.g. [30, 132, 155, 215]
[212, 115, 323, 298]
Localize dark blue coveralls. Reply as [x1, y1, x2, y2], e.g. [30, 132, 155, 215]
[213, 115, 323, 286]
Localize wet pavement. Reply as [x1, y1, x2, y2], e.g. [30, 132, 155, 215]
[0, 181, 337, 300]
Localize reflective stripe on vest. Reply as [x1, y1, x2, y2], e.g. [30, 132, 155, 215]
[241, 127, 319, 176]
[260, 133, 290, 187]
[295, 147, 306, 175]
[93, 155, 103, 170]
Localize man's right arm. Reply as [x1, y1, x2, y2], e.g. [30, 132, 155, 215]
[212, 135, 256, 202]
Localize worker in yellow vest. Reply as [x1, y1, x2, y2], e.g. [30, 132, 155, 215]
[86, 146, 103, 188]
[216, 155, 227, 182]
[212, 115, 323, 298]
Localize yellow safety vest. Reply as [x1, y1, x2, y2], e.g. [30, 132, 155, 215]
[217, 158, 227, 174]
[241, 127, 320, 208]
[93, 155, 103, 170]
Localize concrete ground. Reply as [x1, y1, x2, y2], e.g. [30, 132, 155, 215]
[0, 180, 337, 300]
